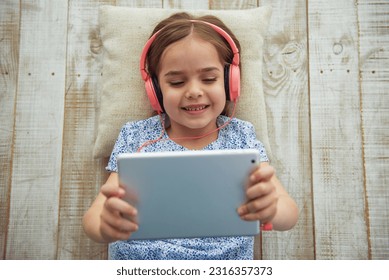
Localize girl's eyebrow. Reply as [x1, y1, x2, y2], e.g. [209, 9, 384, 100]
[163, 67, 221, 77]
[199, 67, 221, 73]
[164, 70, 183, 77]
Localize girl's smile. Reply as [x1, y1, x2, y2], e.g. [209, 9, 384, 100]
[158, 34, 226, 139]
[181, 104, 210, 114]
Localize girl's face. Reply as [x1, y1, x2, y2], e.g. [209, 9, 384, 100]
[157, 34, 226, 137]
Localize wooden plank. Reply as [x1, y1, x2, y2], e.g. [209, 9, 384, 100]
[260, 0, 314, 259]
[163, 0, 209, 9]
[57, 0, 114, 260]
[308, 0, 368, 259]
[5, 0, 68, 259]
[209, 0, 257, 9]
[0, 0, 20, 260]
[116, 0, 162, 7]
[357, 0, 389, 260]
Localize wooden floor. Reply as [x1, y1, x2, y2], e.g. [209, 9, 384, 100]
[0, 0, 388, 260]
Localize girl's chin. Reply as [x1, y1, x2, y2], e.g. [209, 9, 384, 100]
[170, 120, 218, 135]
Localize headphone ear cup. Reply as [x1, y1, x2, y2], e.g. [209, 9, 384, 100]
[151, 75, 164, 112]
[228, 64, 240, 102]
[145, 75, 164, 113]
[224, 65, 231, 100]
[224, 64, 240, 102]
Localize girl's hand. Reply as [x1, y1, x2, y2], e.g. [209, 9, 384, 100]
[99, 182, 139, 243]
[237, 164, 278, 224]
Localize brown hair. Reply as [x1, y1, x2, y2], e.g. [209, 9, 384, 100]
[146, 12, 241, 77]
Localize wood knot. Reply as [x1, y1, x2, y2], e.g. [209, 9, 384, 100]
[281, 41, 305, 70]
[89, 29, 102, 55]
[333, 43, 343, 55]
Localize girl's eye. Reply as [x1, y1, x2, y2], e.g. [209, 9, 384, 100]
[169, 81, 184, 86]
[203, 77, 217, 83]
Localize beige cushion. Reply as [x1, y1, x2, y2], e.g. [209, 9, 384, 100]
[94, 5, 272, 158]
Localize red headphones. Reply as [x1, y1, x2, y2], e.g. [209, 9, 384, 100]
[139, 20, 240, 113]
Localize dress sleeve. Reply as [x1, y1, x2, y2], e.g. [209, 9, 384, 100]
[106, 123, 138, 172]
[245, 122, 269, 163]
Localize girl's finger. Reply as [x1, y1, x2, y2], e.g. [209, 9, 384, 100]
[240, 202, 277, 222]
[244, 195, 273, 214]
[101, 183, 125, 198]
[249, 165, 275, 183]
[104, 197, 138, 217]
[245, 182, 273, 200]
[100, 221, 134, 242]
[101, 207, 138, 232]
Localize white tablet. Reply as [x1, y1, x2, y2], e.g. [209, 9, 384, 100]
[117, 149, 260, 240]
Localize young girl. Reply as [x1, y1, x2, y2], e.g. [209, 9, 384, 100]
[83, 12, 298, 260]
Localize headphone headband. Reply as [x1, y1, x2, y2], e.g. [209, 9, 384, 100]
[140, 20, 239, 79]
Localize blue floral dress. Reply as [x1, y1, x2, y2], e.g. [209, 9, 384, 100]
[106, 114, 268, 260]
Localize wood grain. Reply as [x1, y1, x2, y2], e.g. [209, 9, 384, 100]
[164, 0, 209, 9]
[0, 0, 20, 260]
[261, 0, 314, 260]
[308, 0, 368, 259]
[57, 0, 114, 260]
[209, 0, 257, 9]
[358, 0, 389, 260]
[5, 0, 68, 259]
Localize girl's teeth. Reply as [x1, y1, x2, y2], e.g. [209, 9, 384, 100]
[186, 106, 206, 111]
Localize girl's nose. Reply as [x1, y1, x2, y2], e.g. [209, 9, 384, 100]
[185, 81, 203, 99]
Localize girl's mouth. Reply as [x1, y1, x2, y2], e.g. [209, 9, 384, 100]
[182, 105, 209, 111]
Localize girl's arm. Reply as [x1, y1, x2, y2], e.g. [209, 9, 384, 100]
[238, 162, 299, 231]
[82, 172, 138, 243]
